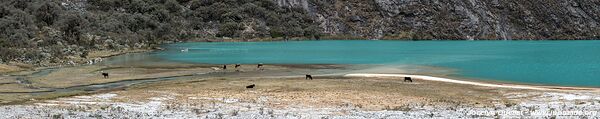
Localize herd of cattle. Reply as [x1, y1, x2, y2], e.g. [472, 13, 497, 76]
[99, 64, 413, 89]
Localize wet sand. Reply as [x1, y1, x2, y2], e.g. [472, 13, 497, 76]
[0, 60, 357, 105]
[0, 59, 598, 104]
[345, 73, 600, 91]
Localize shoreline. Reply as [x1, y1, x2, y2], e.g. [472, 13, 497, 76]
[2, 39, 598, 73]
[2, 61, 600, 118]
[0, 49, 154, 73]
[2, 40, 600, 106]
[344, 73, 600, 91]
[3, 39, 600, 72]
[4, 72, 600, 118]
[1, 63, 597, 106]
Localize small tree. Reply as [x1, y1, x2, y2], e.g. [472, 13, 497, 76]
[217, 22, 242, 37]
[164, 0, 181, 13]
[11, 0, 30, 10]
[269, 27, 285, 38]
[34, 2, 61, 26]
[57, 13, 88, 45]
[0, 6, 11, 18]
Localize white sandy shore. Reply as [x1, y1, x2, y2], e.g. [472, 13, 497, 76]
[344, 73, 598, 91]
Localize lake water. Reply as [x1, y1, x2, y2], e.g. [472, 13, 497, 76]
[154, 40, 600, 87]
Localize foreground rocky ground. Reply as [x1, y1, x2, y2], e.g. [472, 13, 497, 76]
[1, 76, 600, 119]
[2, 56, 600, 118]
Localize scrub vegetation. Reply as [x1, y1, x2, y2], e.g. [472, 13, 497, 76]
[0, 0, 320, 65]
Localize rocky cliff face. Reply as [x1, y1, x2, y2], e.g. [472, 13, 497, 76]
[276, 0, 600, 40]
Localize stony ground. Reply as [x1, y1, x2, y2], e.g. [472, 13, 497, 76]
[2, 77, 600, 119]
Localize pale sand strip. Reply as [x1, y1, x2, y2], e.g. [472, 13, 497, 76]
[344, 73, 598, 91]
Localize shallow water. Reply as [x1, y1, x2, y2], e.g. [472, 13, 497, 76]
[154, 40, 600, 87]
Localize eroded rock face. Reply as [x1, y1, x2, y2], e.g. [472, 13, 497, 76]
[275, 0, 600, 40]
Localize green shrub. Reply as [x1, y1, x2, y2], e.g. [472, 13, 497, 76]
[0, 0, 323, 64]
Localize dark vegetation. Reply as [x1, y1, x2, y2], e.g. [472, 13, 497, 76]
[0, 0, 320, 65]
[2, 0, 599, 65]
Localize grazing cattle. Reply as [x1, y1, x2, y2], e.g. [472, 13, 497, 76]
[404, 77, 413, 82]
[257, 63, 263, 69]
[223, 65, 227, 69]
[235, 64, 241, 68]
[102, 73, 109, 78]
[246, 84, 255, 89]
[305, 74, 313, 80]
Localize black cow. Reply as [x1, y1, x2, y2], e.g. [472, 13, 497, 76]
[404, 77, 413, 82]
[257, 63, 263, 69]
[305, 74, 313, 80]
[102, 73, 109, 78]
[246, 84, 256, 89]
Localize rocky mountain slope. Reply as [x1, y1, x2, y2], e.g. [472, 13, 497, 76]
[0, 0, 599, 65]
[278, 0, 600, 40]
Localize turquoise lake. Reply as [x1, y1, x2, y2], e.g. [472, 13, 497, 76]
[154, 40, 600, 87]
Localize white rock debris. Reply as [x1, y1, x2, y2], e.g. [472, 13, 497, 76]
[1, 92, 600, 118]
